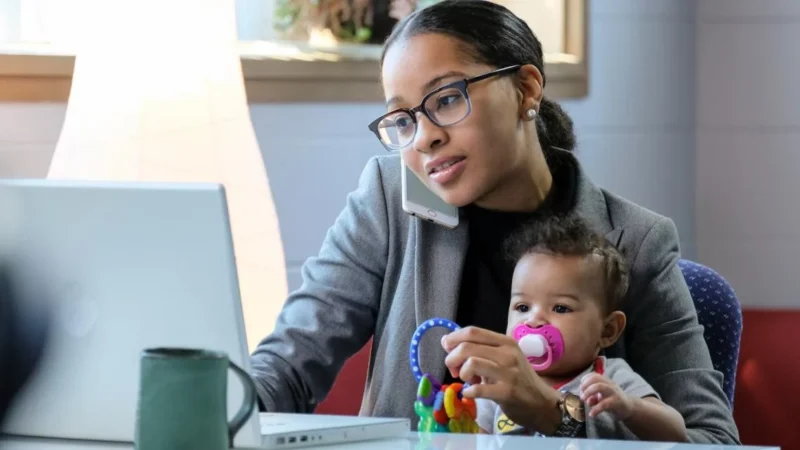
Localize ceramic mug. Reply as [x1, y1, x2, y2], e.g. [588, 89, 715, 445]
[134, 348, 256, 450]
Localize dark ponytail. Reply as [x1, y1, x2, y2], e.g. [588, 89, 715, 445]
[538, 98, 576, 152]
[381, 0, 577, 152]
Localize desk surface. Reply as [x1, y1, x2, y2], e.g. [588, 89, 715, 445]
[1, 433, 780, 450]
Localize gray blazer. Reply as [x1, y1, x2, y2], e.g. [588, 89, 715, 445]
[250, 149, 740, 444]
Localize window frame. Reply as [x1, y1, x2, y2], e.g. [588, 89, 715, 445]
[0, 0, 588, 103]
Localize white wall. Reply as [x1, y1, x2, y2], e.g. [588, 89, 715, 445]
[696, 0, 800, 309]
[251, 104, 387, 291]
[0, 0, 699, 293]
[562, 0, 697, 259]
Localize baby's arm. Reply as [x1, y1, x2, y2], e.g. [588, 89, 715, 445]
[580, 373, 688, 442]
[622, 396, 687, 442]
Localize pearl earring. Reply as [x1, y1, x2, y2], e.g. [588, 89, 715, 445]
[526, 109, 537, 120]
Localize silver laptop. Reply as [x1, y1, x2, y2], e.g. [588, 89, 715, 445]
[0, 180, 408, 448]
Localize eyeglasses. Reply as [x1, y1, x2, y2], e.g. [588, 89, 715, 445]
[368, 65, 522, 152]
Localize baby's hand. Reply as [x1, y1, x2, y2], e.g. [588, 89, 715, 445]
[578, 373, 634, 420]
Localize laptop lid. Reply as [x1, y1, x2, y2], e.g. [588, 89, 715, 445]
[0, 180, 262, 448]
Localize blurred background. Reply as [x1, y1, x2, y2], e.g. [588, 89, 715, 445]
[0, 0, 797, 448]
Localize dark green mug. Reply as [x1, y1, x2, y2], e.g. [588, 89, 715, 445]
[134, 348, 256, 450]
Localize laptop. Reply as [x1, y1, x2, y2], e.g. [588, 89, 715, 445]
[0, 180, 408, 448]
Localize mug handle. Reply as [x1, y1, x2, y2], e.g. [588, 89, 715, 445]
[227, 360, 258, 448]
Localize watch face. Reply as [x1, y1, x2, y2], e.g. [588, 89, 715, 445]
[563, 394, 586, 423]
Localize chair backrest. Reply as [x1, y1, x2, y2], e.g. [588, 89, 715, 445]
[677, 259, 742, 409]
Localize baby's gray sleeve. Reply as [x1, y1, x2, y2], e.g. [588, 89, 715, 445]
[475, 398, 497, 433]
[606, 358, 661, 400]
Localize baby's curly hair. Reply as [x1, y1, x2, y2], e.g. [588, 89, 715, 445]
[505, 214, 630, 312]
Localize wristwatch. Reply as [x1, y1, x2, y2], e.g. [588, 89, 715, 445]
[551, 392, 586, 437]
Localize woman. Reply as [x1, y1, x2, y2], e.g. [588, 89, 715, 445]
[250, 0, 739, 443]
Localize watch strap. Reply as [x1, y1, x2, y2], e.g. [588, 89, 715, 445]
[551, 393, 586, 438]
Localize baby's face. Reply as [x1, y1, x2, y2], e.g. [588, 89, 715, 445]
[507, 252, 609, 377]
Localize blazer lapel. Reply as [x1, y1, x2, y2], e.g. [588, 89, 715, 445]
[565, 149, 628, 253]
[566, 150, 616, 236]
[414, 217, 469, 383]
[605, 228, 624, 247]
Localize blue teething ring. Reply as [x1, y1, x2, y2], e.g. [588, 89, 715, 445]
[409, 318, 461, 383]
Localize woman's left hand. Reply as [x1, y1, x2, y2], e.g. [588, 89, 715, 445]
[441, 326, 564, 434]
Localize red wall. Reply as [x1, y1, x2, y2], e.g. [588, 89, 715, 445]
[734, 310, 800, 450]
[316, 313, 800, 449]
[314, 342, 370, 416]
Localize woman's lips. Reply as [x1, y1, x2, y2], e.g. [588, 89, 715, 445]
[428, 157, 466, 185]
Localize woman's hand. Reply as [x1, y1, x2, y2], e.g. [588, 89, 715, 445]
[579, 373, 634, 420]
[441, 326, 564, 434]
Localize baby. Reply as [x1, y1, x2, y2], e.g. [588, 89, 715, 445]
[475, 215, 687, 442]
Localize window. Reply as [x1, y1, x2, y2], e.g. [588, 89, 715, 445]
[243, 0, 588, 101]
[1, 0, 85, 45]
[0, 0, 587, 102]
[500, 0, 569, 56]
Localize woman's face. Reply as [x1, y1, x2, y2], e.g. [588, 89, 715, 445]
[381, 33, 533, 208]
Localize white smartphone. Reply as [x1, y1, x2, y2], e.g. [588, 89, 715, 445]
[401, 162, 459, 229]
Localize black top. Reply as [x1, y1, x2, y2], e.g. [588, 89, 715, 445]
[444, 151, 578, 385]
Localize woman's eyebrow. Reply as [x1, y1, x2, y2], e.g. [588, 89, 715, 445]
[385, 70, 470, 108]
[421, 70, 469, 93]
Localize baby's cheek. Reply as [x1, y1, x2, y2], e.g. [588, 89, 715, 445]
[564, 330, 595, 357]
[505, 315, 524, 335]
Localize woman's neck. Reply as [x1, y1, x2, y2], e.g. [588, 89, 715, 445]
[473, 143, 552, 212]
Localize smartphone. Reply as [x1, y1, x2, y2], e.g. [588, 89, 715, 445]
[401, 163, 459, 229]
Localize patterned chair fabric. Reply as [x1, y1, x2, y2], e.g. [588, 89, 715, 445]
[677, 259, 742, 409]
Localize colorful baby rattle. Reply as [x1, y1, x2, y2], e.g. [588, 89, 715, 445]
[409, 318, 480, 434]
[409, 319, 566, 434]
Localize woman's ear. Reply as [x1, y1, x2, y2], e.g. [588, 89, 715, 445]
[515, 64, 544, 119]
[599, 311, 626, 349]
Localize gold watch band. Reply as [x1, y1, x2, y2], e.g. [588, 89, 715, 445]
[552, 392, 586, 438]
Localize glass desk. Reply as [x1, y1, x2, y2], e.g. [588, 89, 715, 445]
[1, 433, 780, 450]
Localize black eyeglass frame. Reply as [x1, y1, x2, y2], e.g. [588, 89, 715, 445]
[367, 65, 522, 152]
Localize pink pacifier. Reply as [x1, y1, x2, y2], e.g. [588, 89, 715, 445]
[513, 324, 565, 371]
